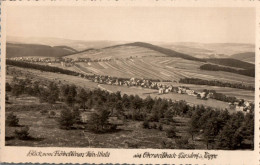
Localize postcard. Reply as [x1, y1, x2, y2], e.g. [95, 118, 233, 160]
[0, 0, 259, 164]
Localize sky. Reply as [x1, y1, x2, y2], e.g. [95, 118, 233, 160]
[6, 6, 255, 44]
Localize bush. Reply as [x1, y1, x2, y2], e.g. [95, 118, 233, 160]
[151, 123, 157, 129]
[40, 109, 48, 115]
[6, 112, 19, 127]
[160, 140, 175, 149]
[110, 124, 117, 130]
[48, 111, 56, 118]
[166, 126, 177, 138]
[175, 137, 195, 149]
[6, 82, 12, 92]
[142, 120, 150, 129]
[14, 126, 30, 140]
[158, 124, 163, 131]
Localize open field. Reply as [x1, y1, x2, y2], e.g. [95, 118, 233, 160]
[5, 94, 205, 149]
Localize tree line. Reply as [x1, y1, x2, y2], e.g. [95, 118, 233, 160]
[200, 64, 255, 77]
[179, 78, 254, 91]
[6, 59, 80, 76]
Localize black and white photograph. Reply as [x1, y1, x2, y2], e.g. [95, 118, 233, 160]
[4, 6, 255, 151]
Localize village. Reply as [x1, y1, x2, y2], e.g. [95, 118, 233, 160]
[90, 75, 254, 114]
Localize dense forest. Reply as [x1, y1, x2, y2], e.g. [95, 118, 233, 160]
[6, 77, 254, 150]
[205, 58, 255, 70]
[179, 78, 254, 91]
[200, 64, 255, 77]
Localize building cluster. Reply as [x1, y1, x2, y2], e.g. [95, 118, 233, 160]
[229, 100, 253, 113]
[10, 57, 58, 63]
[90, 75, 254, 113]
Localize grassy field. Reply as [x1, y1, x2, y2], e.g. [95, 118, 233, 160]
[5, 94, 206, 149]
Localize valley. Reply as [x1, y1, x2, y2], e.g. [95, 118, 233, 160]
[5, 40, 255, 150]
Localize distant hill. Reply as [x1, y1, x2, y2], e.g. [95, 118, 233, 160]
[6, 43, 78, 58]
[7, 36, 127, 51]
[206, 58, 255, 70]
[64, 45, 169, 60]
[105, 42, 205, 62]
[157, 42, 254, 58]
[230, 52, 255, 63]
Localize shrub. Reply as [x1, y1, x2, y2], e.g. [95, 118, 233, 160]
[48, 111, 56, 118]
[166, 126, 177, 138]
[14, 126, 30, 140]
[175, 137, 195, 149]
[142, 120, 150, 129]
[158, 124, 163, 131]
[151, 123, 157, 129]
[110, 124, 117, 130]
[160, 140, 175, 149]
[6, 82, 12, 92]
[6, 112, 19, 127]
[40, 109, 48, 115]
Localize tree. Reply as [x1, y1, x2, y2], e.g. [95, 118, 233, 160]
[122, 94, 131, 109]
[203, 118, 219, 149]
[115, 100, 123, 116]
[6, 112, 19, 126]
[59, 109, 75, 129]
[6, 82, 12, 92]
[88, 107, 110, 132]
[143, 95, 154, 112]
[132, 95, 143, 110]
[47, 82, 59, 104]
[77, 88, 88, 110]
[158, 124, 163, 131]
[216, 112, 245, 149]
[142, 120, 150, 129]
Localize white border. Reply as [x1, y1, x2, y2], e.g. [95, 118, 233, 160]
[0, 1, 259, 164]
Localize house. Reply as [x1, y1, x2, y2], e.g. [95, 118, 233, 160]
[244, 101, 250, 107]
[198, 92, 206, 98]
[159, 88, 164, 94]
[186, 89, 194, 96]
[236, 106, 244, 112]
